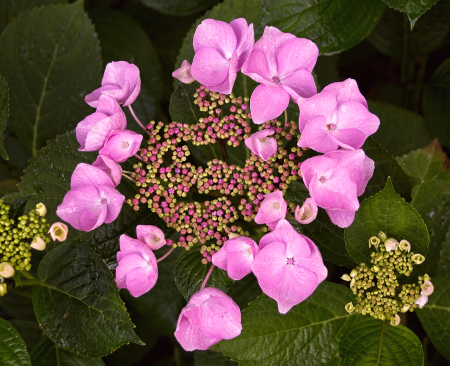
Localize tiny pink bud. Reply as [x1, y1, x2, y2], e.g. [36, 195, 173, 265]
[136, 225, 166, 250]
[415, 295, 428, 309]
[294, 198, 318, 224]
[254, 191, 287, 230]
[48, 222, 69, 242]
[421, 280, 434, 296]
[172, 60, 195, 84]
[244, 129, 278, 161]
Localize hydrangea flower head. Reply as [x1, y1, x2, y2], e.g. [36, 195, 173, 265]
[244, 129, 278, 161]
[254, 191, 287, 230]
[136, 225, 166, 250]
[191, 18, 254, 94]
[172, 60, 196, 84]
[241, 26, 318, 124]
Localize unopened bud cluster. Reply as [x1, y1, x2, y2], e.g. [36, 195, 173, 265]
[343, 232, 431, 325]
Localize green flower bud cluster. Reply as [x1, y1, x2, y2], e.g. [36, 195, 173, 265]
[0, 200, 51, 272]
[343, 232, 429, 325]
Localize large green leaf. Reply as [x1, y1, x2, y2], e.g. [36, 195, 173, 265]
[339, 317, 424, 365]
[194, 350, 237, 366]
[345, 178, 429, 265]
[173, 246, 234, 301]
[137, 0, 220, 16]
[382, 0, 439, 28]
[30, 338, 105, 366]
[169, 82, 202, 126]
[226, 273, 262, 309]
[416, 272, 450, 361]
[0, 317, 31, 366]
[89, 9, 162, 128]
[8, 320, 43, 352]
[0, 1, 102, 156]
[259, 0, 385, 55]
[370, 101, 433, 157]
[213, 282, 358, 366]
[0, 75, 8, 159]
[439, 226, 450, 274]
[28, 241, 142, 358]
[397, 140, 450, 277]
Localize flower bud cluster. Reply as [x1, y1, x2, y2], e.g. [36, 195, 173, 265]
[343, 232, 432, 325]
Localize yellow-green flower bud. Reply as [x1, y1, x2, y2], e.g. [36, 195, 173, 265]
[228, 232, 240, 239]
[48, 222, 68, 242]
[372, 265, 380, 272]
[400, 305, 410, 313]
[378, 231, 387, 242]
[341, 274, 351, 281]
[390, 314, 401, 326]
[36, 203, 47, 217]
[411, 253, 425, 264]
[30, 237, 46, 251]
[399, 240, 411, 253]
[369, 236, 380, 248]
[345, 302, 354, 314]
[350, 278, 355, 288]
[0, 262, 15, 278]
[0, 283, 6, 296]
[350, 269, 358, 277]
[384, 238, 399, 252]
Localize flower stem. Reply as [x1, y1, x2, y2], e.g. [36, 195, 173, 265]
[121, 170, 133, 174]
[134, 153, 144, 162]
[157, 247, 175, 262]
[122, 172, 137, 183]
[21, 271, 36, 280]
[284, 109, 288, 124]
[128, 105, 149, 134]
[201, 264, 215, 290]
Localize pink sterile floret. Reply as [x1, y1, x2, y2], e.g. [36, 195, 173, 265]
[99, 130, 143, 163]
[191, 18, 254, 94]
[136, 225, 166, 250]
[116, 234, 158, 297]
[76, 95, 127, 152]
[212, 236, 259, 280]
[172, 60, 196, 84]
[301, 149, 374, 228]
[251, 219, 327, 314]
[241, 26, 318, 124]
[174, 287, 242, 351]
[70, 163, 116, 189]
[297, 78, 380, 153]
[294, 197, 318, 224]
[85, 61, 141, 107]
[244, 129, 278, 161]
[254, 191, 287, 230]
[92, 155, 122, 187]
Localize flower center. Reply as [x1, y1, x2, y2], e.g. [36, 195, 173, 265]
[319, 176, 327, 183]
[327, 123, 336, 131]
[286, 257, 295, 265]
[274, 202, 280, 209]
[123, 141, 129, 148]
[153, 235, 160, 241]
[259, 137, 266, 142]
[101, 198, 108, 204]
[272, 76, 281, 84]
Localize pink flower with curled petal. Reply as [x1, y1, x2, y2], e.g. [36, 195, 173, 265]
[415, 295, 428, 309]
[136, 225, 166, 250]
[173, 60, 196, 84]
[99, 130, 143, 163]
[301, 149, 374, 228]
[116, 234, 158, 297]
[241, 26, 318, 124]
[191, 18, 254, 94]
[212, 236, 259, 280]
[244, 129, 278, 161]
[92, 155, 122, 186]
[76, 95, 127, 152]
[252, 219, 327, 314]
[254, 191, 287, 230]
[174, 287, 242, 351]
[85, 61, 141, 107]
[298, 79, 380, 153]
[294, 198, 318, 224]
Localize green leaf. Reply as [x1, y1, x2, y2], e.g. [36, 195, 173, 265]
[370, 101, 433, 156]
[416, 272, 450, 361]
[259, 0, 385, 55]
[213, 282, 358, 366]
[0, 1, 102, 156]
[0, 75, 8, 159]
[8, 320, 43, 352]
[226, 273, 262, 309]
[1, 193, 33, 221]
[0, 317, 31, 366]
[361, 137, 420, 201]
[339, 317, 424, 365]
[382, 0, 439, 28]
[29, 241, 142, 358]
[438, 226, 450, 274]
[173, 246, 234, 301]
[137, 0, 220, 16]
[0, 289, 36, 321]
[169, 82, 203, 126]
[194, 350, 237, 366]
[397, 140, 450, 277]
[345, 178, 429, 265]
[30, 338, 105, 366]
[89, 9, 162, 127]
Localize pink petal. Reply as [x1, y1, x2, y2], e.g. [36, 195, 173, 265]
[250, 84, 290, 124]
[98, 185, 125, 224]
[251, 241, 287, 289]
[136, 225, 166, 250]
[85, 85, 117, 108]
[211, 245, 229, 271]
[322, 78, 367, 108]
[254, 191, 287, 225]
[172, 60, 195, 84]
[241, 49, 273, 86]
[193, 19, 237, 59]
[126, 265, 158, 297]
[336, 101, 380, 138]
[229, 19, 254, 69]
[297, 115, 340, 153]
[302, 236, 328, 282]
[333, 127, 367, 150]
[92, 155, 122, 186]
[174, 315, 218, 351]
[277, 38, 319, 76]
[101, 61, 141, 107]
[245, 129, 278, 161]
[116, 253, 148, 287]
[191, 47, 230, 87]
[227, 250, 253, 280]
[298, 91, 337, 132]
[294, 198, 318, 224]
[300, 155, 339, 189]
[281, 69, 317, 100]
[71, 163, 115, 189]
[118, 235, 155, 262]
[99, 130, 143, 163]
[78, 203, 108, 232]
[205, 68, 237, 95]
[325, 209, 356, 228]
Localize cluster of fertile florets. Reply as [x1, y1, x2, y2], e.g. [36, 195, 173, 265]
[343, 232, 432, 326]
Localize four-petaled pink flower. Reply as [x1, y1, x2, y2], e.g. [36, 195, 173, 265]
[251, 219, 327, 314]
[242, 26, 318, 124]
[76, 95, 127, 152]
[116, 234, 158, 297]
[136, 225, 166, 250]
[294, 198, 318, 224]
[254, 191, 287, 230]
[244, 129, 278, 161]
[298, 78, 380, 153]
[85, 61, 141, 108]
[301, 149, 374, 228]
[174, 287, 242, 351]
[191, 18, 254, 94]
[172, 60, 196, 84]
[99, 130, 143, 163]
[212, 236, 259, 280]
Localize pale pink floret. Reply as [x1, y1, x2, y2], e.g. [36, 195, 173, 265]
[76, 95, 127, 152]
[244, 129, 278, 161]
[99, 130, 143, 163]
[241, 26, 318, 124]
[191, 18, 254, 94]
[172, 60, 196, 84]
[85, 61, 141, 107]
[136, 225, 166, 250]
[174, 287, 242, 351]
[254, 191, 287, 230]
[301, 149, 374, 228]
[415, 295, 428, 309]
[116, 234, 158, 297]
[212, 236, 259, 280]
[298, 79, 380, 153]
[92, 155, 122, 187]
[294, 198, 318, 224]
[252, 219, 327, 314]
